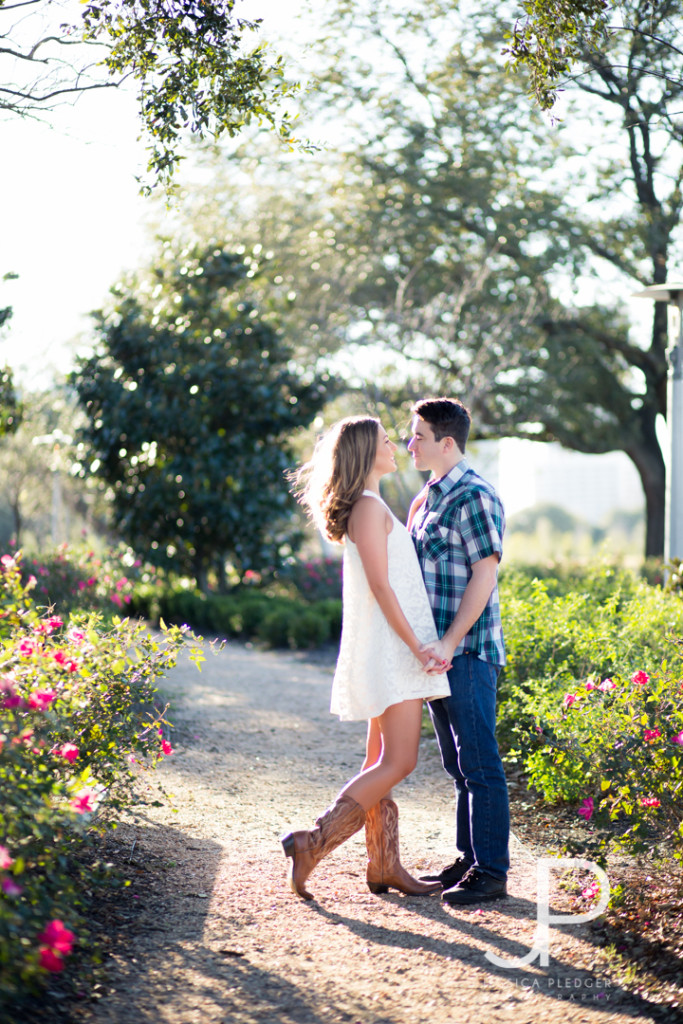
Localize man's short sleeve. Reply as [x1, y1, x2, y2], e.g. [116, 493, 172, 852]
[459, 490, 504, 565]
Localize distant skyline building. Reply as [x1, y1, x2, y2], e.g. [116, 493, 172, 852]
[470, 439, 644, 525]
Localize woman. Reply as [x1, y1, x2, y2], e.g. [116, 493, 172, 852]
[281, 416, 450, 900]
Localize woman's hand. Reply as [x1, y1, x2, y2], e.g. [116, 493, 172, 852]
[417, 644, 451, 674]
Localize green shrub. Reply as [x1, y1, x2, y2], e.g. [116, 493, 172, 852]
[290, 609, 331, 649]
[276, 557, 342, 602]
[521, 653, 683, 861]
[258, 606, 299, 648]
[316, 598, 343, 641]
[499, 564, 683, 860]
[498, 570, 682, 749]
[0, 552, 204, 1008]
[19, 544, 148, 617]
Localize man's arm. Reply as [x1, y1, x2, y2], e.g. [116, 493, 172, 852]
[422, 553, 499, 666]
[407, 484, 428, 531]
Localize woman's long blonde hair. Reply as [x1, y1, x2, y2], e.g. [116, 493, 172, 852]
[294, 417, 380, 542]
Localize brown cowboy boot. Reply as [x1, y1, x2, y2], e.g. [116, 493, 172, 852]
[365, 798, 442, 896]
[281, 793, 366, 900]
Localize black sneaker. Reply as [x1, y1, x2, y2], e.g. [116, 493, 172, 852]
[419, 857, 472, 888]
[441, 867, 507, 905]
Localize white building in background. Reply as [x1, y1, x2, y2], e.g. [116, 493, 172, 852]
[469, 438, 644, 525]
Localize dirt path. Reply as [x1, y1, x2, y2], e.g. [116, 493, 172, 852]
[75, 641, 675, 1024]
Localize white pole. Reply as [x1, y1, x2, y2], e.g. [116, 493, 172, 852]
[667, 297, 683, 563]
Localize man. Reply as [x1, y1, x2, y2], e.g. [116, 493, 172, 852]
[407, 397, 509, 905]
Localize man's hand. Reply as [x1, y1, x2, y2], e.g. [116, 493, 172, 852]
[419, 641, 453, 674]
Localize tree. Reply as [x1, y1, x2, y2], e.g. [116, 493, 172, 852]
[71, 244, 334, 589]
[219, 0, 677, 557]
[0, 389, 87, 549]
[0, 273, 20, 438]
[1, 0, 299, 187]
[504, 1, 681, 115]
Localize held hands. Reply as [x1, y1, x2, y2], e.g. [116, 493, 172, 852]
[418, 641, 452, 675]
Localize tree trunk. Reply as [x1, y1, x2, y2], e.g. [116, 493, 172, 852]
[194, 554, 209, 595]
[10, 497, 22, 549]
[626, 437, 666, 559]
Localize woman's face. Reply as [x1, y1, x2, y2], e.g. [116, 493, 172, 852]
[374, 423, 398, 476]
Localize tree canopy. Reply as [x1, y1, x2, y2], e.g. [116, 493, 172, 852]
[179, 0, 682, 556]
[71, 244, 334, 588]
[1, 0, 298, 187]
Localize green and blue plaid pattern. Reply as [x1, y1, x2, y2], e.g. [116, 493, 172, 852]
[410, 460, 506, 666]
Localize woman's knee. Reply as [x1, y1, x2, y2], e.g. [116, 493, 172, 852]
[385, 748, 419, 781]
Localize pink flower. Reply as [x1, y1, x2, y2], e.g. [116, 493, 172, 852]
[115, 577, 128, 591]
[56, 743, 79, 763]
[582, 880, 600, 899]
[1, 877, 22, 896]
[644, 728, 662, 742]
[17, 638, 37, 658]
[52, 651, 79, 672]
[578, 797, 594, 821]
[78, 580, 86, 591]
[631, 670, 650, 686]
[563, 693, 578, 709]
[0, 554, 16, 569]
[27, 689, 56, 711]
[39, 947, 65, 971]
[0, 677, 22, 710]
[584, 680, 597, 691]
[86, 577, 96, 587]
[110, 594, 123, 609]
[38, 920, 75, 954]
[69, 791, 95, 814]
[67, 628, 86, 646]
[672, 732, 683, 747]
[0, 845, 13, 870]
[599, 678, 616, 692]
[161, 740, 173, 755]
[45, 616, 63, 633]
[640, 797, 661, 807]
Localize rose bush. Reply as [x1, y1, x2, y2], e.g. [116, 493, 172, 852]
[18, 542, 158, 617]
[499, 565, 683, 860]
[521, 655, 683, 861]
[0, 553, 205, 1009]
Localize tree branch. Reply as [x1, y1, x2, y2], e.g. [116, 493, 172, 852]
[0, 0, 43, 10]
[0, 79, 119, 104]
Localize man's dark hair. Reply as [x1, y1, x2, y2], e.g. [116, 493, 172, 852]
[411, 397, 471, 452]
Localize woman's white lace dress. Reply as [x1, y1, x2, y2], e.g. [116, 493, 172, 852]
[330, 491, 450, 721]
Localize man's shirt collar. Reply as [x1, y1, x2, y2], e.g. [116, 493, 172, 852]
[427, 458, 470, 502]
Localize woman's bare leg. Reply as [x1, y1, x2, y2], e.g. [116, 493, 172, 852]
[341, 699, 423, 811]
[361, 717, 393, 799]
[362, 717, 383, 769]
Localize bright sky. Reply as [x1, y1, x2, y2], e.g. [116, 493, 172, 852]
[0, 0, 303, 390]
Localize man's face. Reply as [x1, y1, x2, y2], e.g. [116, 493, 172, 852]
[407, 415, 443, 472]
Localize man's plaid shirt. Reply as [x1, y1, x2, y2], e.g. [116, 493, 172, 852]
[410, 459, 506, 667]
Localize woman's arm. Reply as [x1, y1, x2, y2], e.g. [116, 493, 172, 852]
[350, 497, 437, 668]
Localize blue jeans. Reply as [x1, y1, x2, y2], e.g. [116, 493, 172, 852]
[428, 654, 510, 880]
